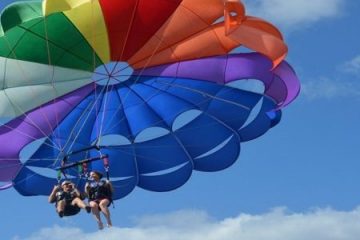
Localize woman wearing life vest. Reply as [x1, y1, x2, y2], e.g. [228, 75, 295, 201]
[48, 180, 91, 218]
[85, 171, 114, 229]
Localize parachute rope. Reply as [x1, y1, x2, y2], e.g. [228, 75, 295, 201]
[97, 78, 261, 137]
[95, 30, 175, 138]
[55, 84, 108, 160]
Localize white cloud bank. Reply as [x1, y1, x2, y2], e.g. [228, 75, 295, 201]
[301, 77, 360, 100]
[15, 207, 360, 240]
[301, 55, 360, 100]
[341, 55, 360, 75]
[243, 0, 345, 30]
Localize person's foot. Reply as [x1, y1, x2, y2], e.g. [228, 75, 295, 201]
[98, 222, 104, 230]
[85, 206, 91, 213]
[107, 223, 112, 228]
[58, 211, 64, 218]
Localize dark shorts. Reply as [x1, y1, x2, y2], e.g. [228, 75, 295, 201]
[63, 204, 81, 216]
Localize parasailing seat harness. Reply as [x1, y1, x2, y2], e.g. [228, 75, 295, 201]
[87, 179, 112, 201]
[55, 145, 111, 200]
[56, 189, 77, 204]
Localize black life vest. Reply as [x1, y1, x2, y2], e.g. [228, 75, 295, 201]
[56, 190, 77, 203]
[88, 180, 112, 201]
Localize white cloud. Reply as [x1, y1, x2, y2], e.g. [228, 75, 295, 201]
[301, 77, 360, 100]
[341, 55, 360, 75]
[243, 0, 345, 30]
[16, 207, 360, 240]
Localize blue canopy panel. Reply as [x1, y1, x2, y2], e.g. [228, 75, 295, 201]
[13, 167, 57, 196]
[128, 81, 195, 127]
[91, 86, 132, 142]
[238, 96, 280, 141]
[26, 89, 103, 174]
[137, 163, 193, 192]
[206, 87, 262, 130]
[117, 85, 168, 137]
[89, 146, 136, 177]
[111, 178, 138, 199]
[134, 134, 193, 191]
[174, 114, 240, 171]
[51, 89, 101, 146]
[143, 77, 223, 110]
[140, 77, 265, 130]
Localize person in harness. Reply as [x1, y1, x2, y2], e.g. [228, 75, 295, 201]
[48, 180, 91, 218]
[85, 171, 114, 229]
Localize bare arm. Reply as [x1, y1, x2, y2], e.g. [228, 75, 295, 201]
[48, 185, 59, 203]
[84, 182, 90, 197]
[72, 184, 81, 198]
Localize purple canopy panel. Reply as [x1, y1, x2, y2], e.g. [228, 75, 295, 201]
[272, 61, 300, 107]
[0, 85, 94, 182]
[134, 53, 300, 108]
[0, 182, 13, 190]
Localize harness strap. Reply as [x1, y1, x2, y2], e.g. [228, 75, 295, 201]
[103, 156, 110, 180]
[57, 170, 62, 184]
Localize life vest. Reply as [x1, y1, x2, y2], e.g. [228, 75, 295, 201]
[88, 180, 112, 201]
[56, 190, 77, 203]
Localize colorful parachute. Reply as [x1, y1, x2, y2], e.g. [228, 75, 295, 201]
[0, 0, 300, 199]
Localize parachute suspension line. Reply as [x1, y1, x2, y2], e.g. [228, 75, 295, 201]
[153, 80, 251, 110]
[123, 85, 195, 168]
[97, 79, 112, 145]
[43, 13, 64, 151]
[56, 85, 109, 167]
[90, 1, 97, 73]
[98, 20, 169, 136]
[132, 81, 250, 137]
[104, 90, 132, 139]
[103, 24, 189, 137]
[0, 123, 61, 151]
[1, 95, 61, 151]
[92, 0, 104, 150]
[104, 59, 182, 135]
[18, 23, 60, 148]
[103, 155, 110, 181]
[63, 81, 105, 149]
[42, 12, 55, 116]
[109, 0, 139, 74]
[109, 7, 169, 126]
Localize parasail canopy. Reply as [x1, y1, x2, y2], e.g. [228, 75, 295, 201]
[0, 0, 300, 200]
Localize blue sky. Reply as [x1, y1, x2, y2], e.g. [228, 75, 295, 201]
[1, 0, 360, 239]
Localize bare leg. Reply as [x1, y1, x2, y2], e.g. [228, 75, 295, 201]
[90, 201, 103, 229]
[57, 200, 65, 213]
[72, 198, 91, 213]
[99, 199, 112, 227]
[56, 200, 65, 217]
[72, 198, 87, 208]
